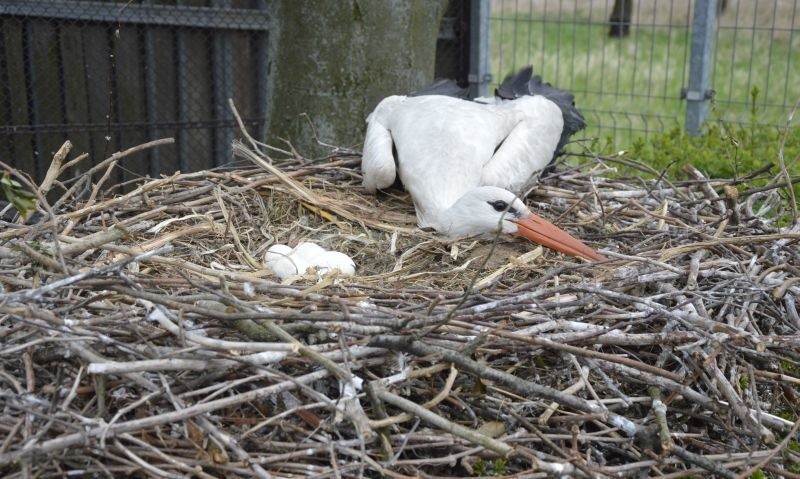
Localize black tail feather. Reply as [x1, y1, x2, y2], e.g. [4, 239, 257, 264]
[495, 66, 534, 99]
[497, 66, 586, 154]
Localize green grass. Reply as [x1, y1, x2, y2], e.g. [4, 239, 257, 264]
[489, 4, 800, 149]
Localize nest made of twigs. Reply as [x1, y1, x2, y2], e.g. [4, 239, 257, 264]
[1, 135, 799, 478]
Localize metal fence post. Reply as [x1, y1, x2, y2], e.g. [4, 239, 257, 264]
[684, 0, 717, 136]
[468, 0, 491, 98]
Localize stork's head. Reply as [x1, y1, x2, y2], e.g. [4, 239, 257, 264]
[440, 186, 605, 262]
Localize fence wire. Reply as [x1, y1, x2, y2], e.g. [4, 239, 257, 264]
[3, 1, 798, 183]
[0, 0, 268, 184]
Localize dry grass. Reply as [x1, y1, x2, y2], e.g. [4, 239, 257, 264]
[1, 135, 800, 477]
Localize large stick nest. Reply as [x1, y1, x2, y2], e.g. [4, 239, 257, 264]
[1, 136, 799, 478]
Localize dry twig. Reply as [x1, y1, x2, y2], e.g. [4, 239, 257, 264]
[0, 137, 798, 477]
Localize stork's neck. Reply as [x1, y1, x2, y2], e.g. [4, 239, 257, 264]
[433, 204, 465, 237]
[432, 195, 487, 238]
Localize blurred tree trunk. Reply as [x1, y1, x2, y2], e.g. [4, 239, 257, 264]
[608, 0, 727, 39]
[265, 0, 448, 158]
[608, 0, 633, 38]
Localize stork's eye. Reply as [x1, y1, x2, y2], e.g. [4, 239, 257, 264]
[488, 200, 508, 212]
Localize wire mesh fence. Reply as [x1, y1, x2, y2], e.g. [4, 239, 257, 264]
[3, 1, 798, 184]
[489, 0, 800, 145]
[713, 1, 798, 123]
[0, 0, 268, 184]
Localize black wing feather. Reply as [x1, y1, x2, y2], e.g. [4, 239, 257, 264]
[495, 66, 534, 99]
[409, 79, 468, 98]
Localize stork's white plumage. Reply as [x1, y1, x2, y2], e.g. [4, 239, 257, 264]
[362, 66, 605, 261]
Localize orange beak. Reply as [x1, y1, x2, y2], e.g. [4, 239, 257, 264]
[511, 213, 606, 262]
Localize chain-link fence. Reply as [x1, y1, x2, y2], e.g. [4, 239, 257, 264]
[0, 0, 268, 184]
[488, 0, 800, 144]
[4, 1, 798, 184]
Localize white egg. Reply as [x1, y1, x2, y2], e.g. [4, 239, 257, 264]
[271, 256, 310, 280]
[265, 244, 308, 280]
[264, 244, 292, 268]
[291, 242, 327, 263]
[266, 242, 355, 280]
[314, 251, 356, 276]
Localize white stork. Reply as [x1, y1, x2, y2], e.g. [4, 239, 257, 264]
[361, 66, 605, 261]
